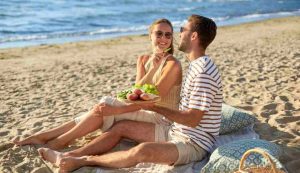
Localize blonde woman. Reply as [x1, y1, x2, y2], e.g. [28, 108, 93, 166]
[14, 18, 182, 150]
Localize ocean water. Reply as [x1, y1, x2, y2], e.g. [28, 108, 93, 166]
[0, 0, 299, 49]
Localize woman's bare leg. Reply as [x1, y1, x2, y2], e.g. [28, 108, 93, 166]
[45, 109, 105, 150]
[13, 104, 106, 149]
[13, 120, 76, 146]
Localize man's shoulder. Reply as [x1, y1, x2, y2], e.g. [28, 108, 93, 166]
[189, 56, 215, 74]
[191, 55, 212, 67]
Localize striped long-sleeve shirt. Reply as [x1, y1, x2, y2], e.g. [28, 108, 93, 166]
[171, 55, 223, 152]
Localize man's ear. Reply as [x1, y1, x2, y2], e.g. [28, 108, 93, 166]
[191, 32, 198, 41]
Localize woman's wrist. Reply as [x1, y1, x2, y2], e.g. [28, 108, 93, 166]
[114, 104, 141, 115]
[127, 104, 142, 111]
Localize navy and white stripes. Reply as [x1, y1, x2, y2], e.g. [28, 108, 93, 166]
[172, 56, 223, 152]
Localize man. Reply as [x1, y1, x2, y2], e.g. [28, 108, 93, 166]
[39, 14, 222, 172]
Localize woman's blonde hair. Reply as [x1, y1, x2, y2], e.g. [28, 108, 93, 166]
[149, 18, 174, 54]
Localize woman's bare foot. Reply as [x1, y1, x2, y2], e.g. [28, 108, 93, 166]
[58, 156, 88, 173]
[13, 135, 47, 146]
[45, 138, 70, 150]
[38, 148, 64, 167]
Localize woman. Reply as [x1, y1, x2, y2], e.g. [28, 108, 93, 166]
[13, 18, 182, 150]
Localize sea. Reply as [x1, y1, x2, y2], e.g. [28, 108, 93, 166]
[0, 0, 299, 49]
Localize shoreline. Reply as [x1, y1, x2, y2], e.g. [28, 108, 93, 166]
[0, 16, 299, 172]
[1, 14, 300, 50]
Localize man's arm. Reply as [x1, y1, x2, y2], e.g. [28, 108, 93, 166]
[145, 105, 204, 128]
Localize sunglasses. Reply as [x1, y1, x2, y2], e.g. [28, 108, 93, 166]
[154, 31, 173, 39]
[180, 27, 191, 33]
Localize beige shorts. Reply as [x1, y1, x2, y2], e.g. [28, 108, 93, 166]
[75, 96, 206, 165]
[155, 125, 207, 165]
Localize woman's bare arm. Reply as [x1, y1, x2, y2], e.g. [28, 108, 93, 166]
[155, 57, 182, 97]
[135, 54, 182, 97]
[135, 55, 149, 84]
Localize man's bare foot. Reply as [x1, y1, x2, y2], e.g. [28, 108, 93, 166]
[38, 148, 63, 167]
[58, 156, 88, 173]
[13, 135, 47, 146]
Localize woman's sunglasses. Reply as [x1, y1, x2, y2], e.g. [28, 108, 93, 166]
[154, 31, 173, 39]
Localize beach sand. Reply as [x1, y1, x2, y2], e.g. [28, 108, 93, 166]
[0, 16, 299, 173]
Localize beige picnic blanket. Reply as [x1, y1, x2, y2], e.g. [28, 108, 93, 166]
[41, 125, 258, 173]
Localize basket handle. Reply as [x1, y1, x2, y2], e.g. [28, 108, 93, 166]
[238, 148, 278, 173]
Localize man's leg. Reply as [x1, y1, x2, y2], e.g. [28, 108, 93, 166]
[59, 142, 179, 172]
[65, 120, 155, 157]
[38, 120, 156, 166]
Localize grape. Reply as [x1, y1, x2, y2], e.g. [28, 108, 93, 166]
[117, 84, 159, 100]
[117, 89, 132, 99]
[141, 84, 159, 95]
[134, 84, 142, 89]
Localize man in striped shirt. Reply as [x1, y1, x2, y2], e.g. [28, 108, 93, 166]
[39, 15, 222, 171]
[142, 14, 223, 162]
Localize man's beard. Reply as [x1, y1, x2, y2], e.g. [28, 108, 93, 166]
[178, 38, 190, 53]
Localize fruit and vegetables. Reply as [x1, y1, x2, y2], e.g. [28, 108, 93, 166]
[139, 93, 151, 101]
[132, 88, 143, 95]
[133, 84, 159, 95]
[126, 93, 139, 101]
[117, 84, 159, 101]
[164, 47, 171, 53]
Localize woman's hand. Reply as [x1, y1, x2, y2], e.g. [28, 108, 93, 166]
[139, 102, 156, 111]
[151, 53, 166, 69]
[92, 103, 115, 117]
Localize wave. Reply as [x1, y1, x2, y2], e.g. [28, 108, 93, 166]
[0, 25, 149, 43]
[0, 9, 299, 45]
[174, 9, 300, 27]
[212, 9, 300, 24]
[90, 25, 148, 35]
[217, 9, 300, 25]
[177, 7, 197, 12]
[240, 10, 300, 19]
[188, 0, 252, 2]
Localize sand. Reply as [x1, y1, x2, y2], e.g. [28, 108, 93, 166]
[0, 16, 299, 173]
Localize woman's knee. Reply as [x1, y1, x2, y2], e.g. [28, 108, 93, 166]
[90, 104, 102, 116]
[110, 121, 128, 134]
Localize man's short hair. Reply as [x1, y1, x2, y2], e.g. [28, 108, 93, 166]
[188, 15, 217, 50]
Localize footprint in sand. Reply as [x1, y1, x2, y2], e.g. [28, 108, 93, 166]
[33, 121, 43, 127]
[284, 102, 295, 110]
[30, 127, 44, 134]
[0, 143, 14, 153]
[260, 103, 278, 118]
[0, 130, 9, 136]
[275, 116, 300, 124]
[262, 103, 278, 110]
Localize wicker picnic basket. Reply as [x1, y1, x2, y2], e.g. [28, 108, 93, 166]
[234, 148, 285, 173]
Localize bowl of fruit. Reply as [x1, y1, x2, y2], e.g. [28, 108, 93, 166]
[117, 84, 160, 104]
